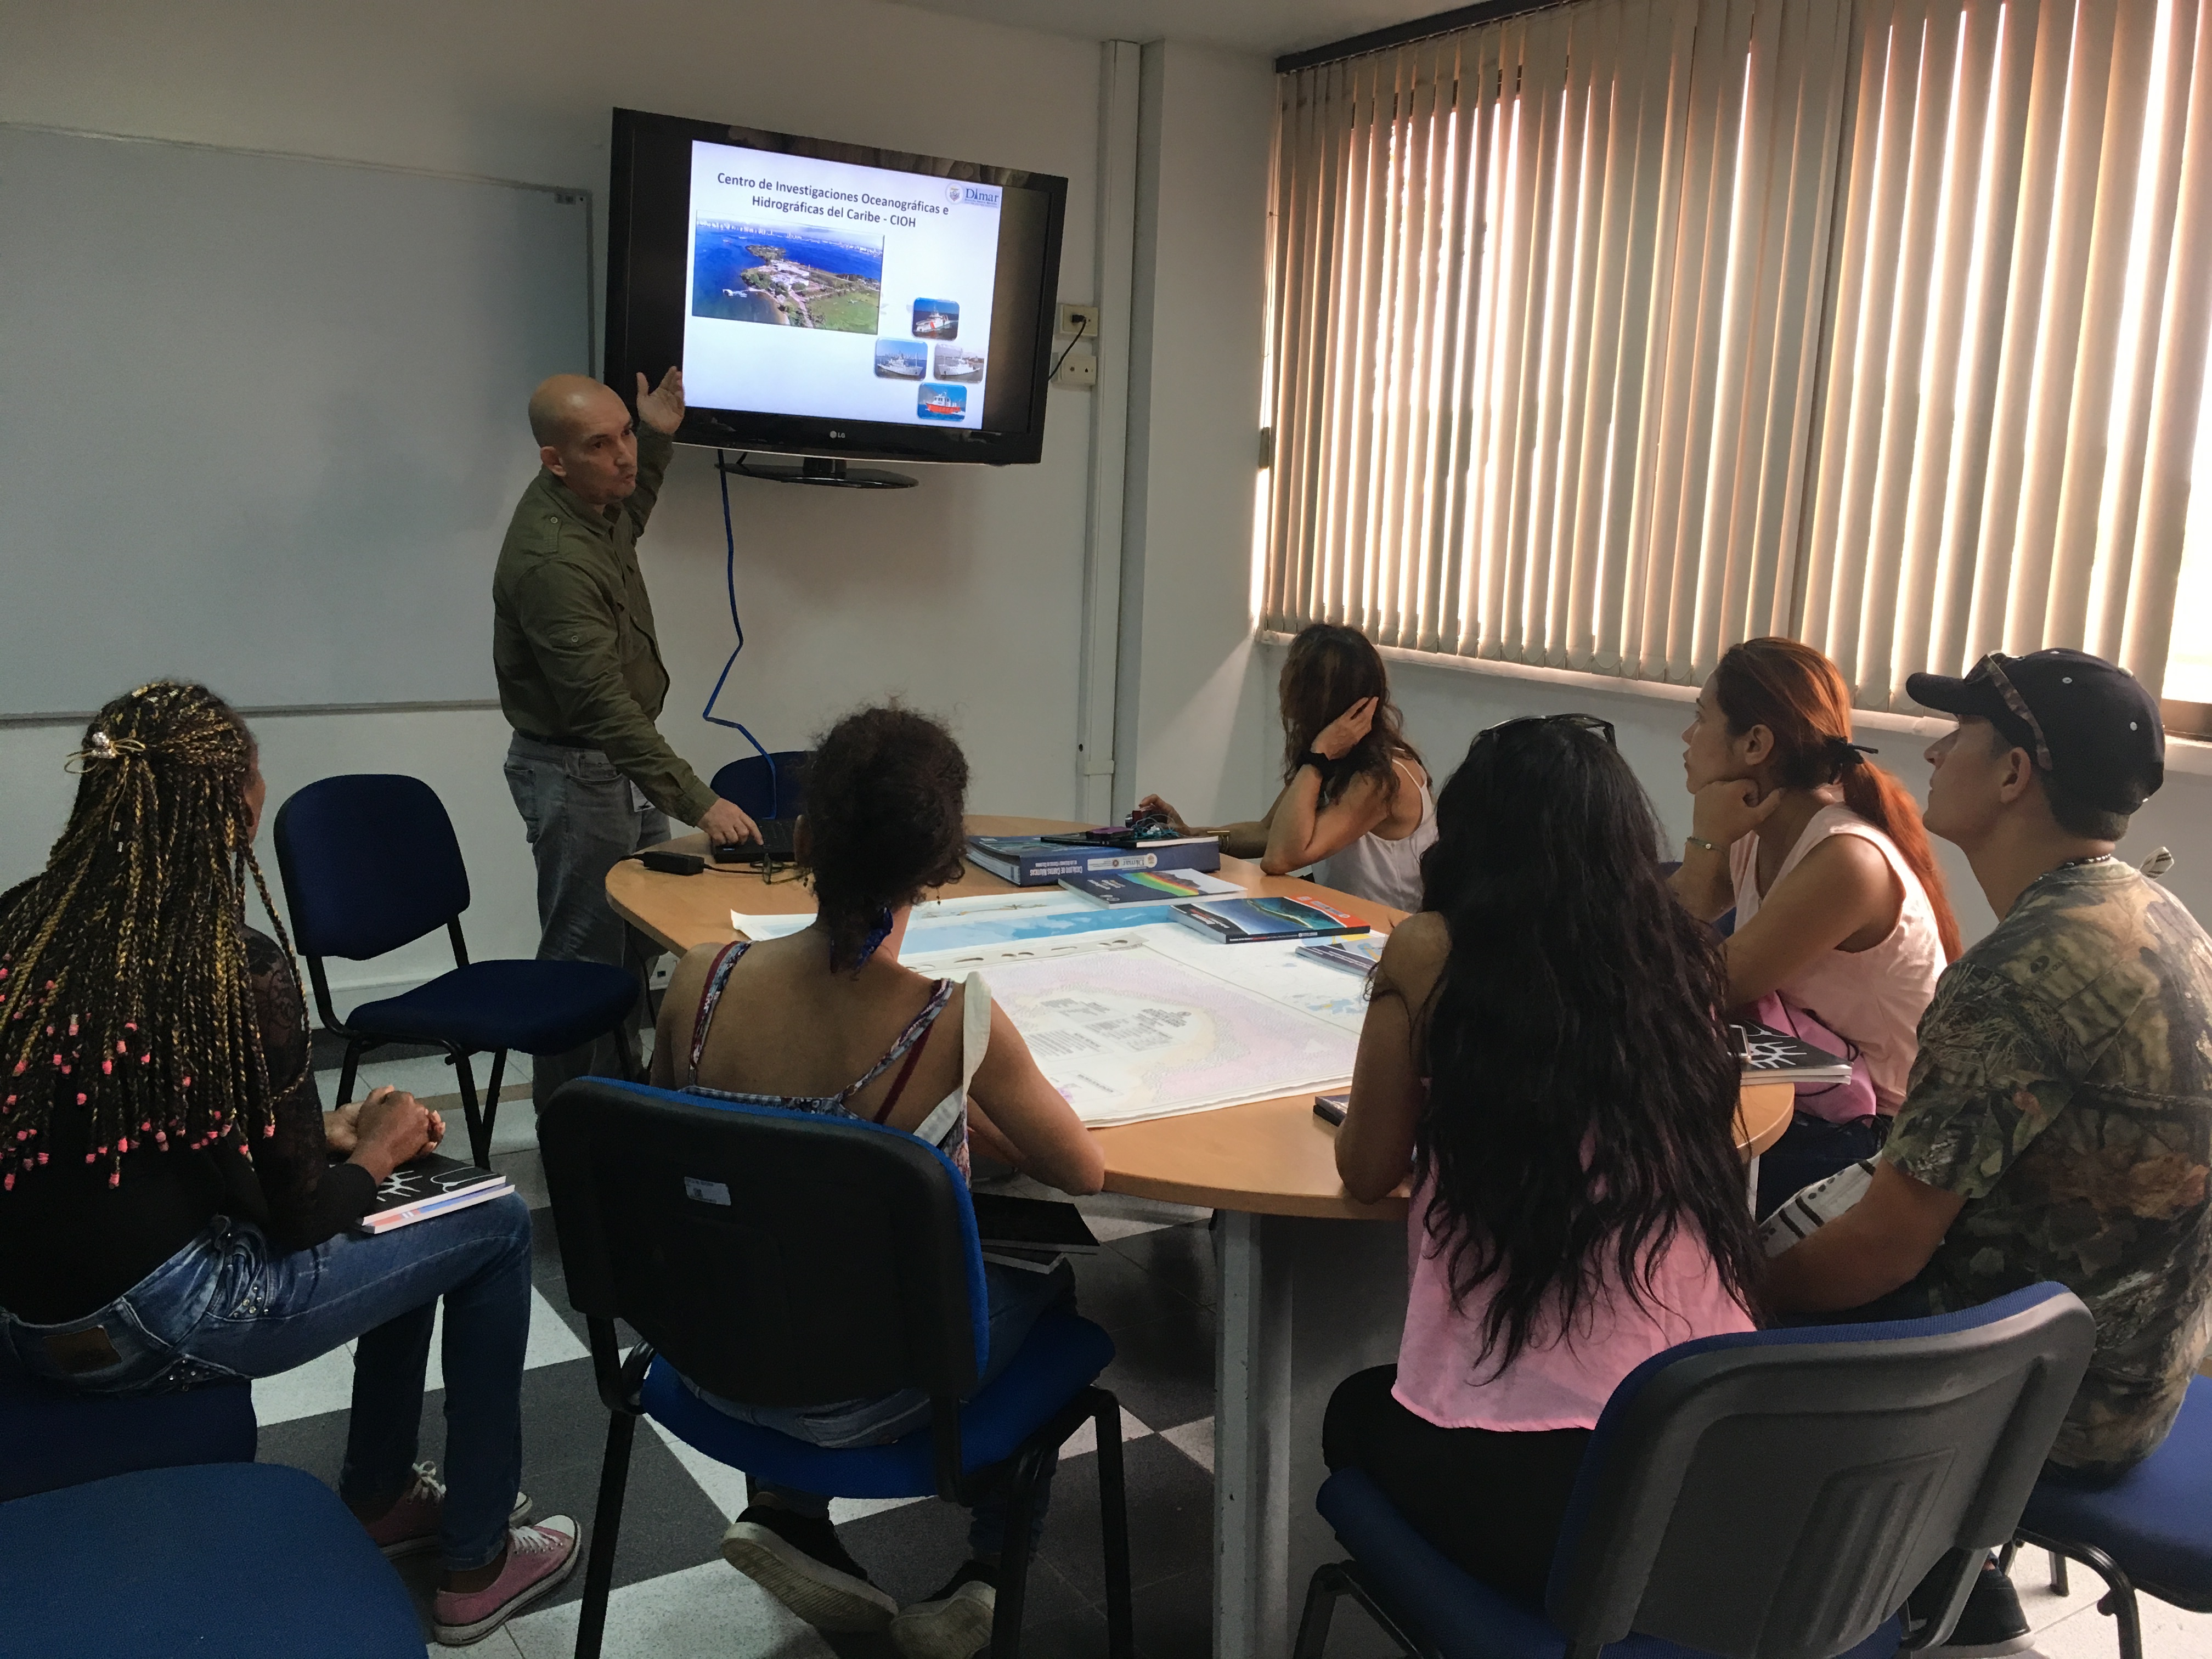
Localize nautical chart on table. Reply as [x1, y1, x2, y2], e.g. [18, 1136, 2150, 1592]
[904, 932, 1365, 1127]
[729, 891, 1375, 1126]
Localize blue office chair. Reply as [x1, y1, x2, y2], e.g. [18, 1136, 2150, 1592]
[541, 1077, 1133, 1659]
[0, 1462, 424, 1657]
[273, 774, 641, 1169]
[1295, 1283, 2095, 1659]
[0, 1356, 256, 1502]
[2009, 1375, 2212, 1659]
[710, 749, 811, 824]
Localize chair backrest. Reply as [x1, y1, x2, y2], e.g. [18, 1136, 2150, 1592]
[273, 775, 470, 961]
[709, 751, 812, 824]
[1545, 1283, 2094, 1659]
[540, 1077, 986, 1409]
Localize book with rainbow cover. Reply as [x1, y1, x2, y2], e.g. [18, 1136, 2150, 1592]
[1058, 869, 1242, 905]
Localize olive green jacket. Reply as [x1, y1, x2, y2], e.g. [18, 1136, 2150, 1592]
[491, 426, 716, 824]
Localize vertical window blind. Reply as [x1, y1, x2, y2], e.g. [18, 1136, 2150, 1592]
[1263, 0, 2212, 714]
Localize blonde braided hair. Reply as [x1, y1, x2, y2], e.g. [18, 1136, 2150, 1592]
[0, 682, 308, 1190]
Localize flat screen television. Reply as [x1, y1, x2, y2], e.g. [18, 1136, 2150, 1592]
[605, 107, 1068, 472]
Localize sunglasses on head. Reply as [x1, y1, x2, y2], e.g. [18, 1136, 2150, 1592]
[1970, 653, 2056, 772]
[1476, 712, 1618, 748]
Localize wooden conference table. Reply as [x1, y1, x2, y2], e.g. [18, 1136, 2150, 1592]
[608, 815, 1793, 1659]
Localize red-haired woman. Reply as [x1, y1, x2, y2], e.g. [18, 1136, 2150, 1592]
[1671, 638, 1961, 1215]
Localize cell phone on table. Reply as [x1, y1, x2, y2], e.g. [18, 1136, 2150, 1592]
[1313, 1092, 1348, 1126]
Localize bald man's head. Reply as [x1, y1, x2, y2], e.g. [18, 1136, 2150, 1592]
[528, 375, 639, 509]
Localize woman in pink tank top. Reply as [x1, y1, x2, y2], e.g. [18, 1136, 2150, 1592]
[1329, 715, 1763, 1607]
[1669, 639, 1962, 1216]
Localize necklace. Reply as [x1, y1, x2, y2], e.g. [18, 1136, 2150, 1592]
[2052, 853, 2118, 871]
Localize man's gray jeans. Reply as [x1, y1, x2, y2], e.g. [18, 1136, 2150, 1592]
[503, 732, 670, 1110]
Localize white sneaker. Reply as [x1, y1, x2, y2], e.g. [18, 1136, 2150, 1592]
[891, 1572, 997, 1659]
[720, 1507, 898, 1633]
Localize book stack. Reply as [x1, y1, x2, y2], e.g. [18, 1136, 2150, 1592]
[966, 832, 1222, 886]
[357, 1153, 512, 1235]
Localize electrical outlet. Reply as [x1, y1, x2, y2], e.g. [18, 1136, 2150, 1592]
[1057, 302, 1099, 340]
[1053, 349, 1098, 389]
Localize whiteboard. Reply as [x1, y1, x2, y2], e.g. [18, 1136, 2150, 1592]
[0, 126, 592, 714]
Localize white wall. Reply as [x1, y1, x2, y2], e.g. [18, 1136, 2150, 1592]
[1, 0, 1109, 997]
[1114, 39, 1278, 826]
[1258, 638, 2212, 947]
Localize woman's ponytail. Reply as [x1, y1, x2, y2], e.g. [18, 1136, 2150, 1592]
[1714, 639, 1961, 962]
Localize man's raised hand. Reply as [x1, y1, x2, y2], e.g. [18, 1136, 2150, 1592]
[636, 366, 686, 435]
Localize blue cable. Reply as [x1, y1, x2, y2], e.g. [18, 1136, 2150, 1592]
[703, 450, 778, 816]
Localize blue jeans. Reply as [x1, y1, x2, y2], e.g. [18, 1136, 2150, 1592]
[503, 732, 669, 1111]
[0, 1192, 534, 1570]
[1755, 1111, 1892, 1220]
[688, 1260, 1076, 1556]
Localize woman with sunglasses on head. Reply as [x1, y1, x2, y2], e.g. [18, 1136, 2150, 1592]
[1327, 714, 1762, 1606]
[1672, 639, 1959, 1215]
[1136, 623, 1435, 910]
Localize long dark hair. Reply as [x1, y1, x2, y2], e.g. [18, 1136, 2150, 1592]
[1713, 637, 1961, 960]
[804, 704, 970, 972]
[1279, 623, 1421, 807]
[0, 682, 305, 1193]
[1408, 718, 1763, 1371]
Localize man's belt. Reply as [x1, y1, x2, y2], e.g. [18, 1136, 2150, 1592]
[516, 731, 594, 751]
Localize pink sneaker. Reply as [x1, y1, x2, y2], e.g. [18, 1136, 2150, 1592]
[431, 1517, 580, 1646]
[360, 1463, 532, 1559]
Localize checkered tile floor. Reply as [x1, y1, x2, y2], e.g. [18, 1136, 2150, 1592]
[261, 1060, 1221, 1658]
[277, 1049, 2212, 1659]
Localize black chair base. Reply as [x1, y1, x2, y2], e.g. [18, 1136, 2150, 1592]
[1294, 1560, 1443, 1659]
[2007, 1527, 2212, 1659]
[574, 1346, 1131, 1659]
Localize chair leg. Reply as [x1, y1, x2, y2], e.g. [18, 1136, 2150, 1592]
[2050, 1548, 2069, 1596]
[481, 1049, 507, 1159]
[612, 1022, 640, 1084]
[2026, 1537, 2142, 1659]
[1293, 1562, 1352, 1659]
[450, 1051, 489, 1169]
[1090, 1389, 1133, 1659]
[986, 1440, 1052, 1659]
[336, 1039, 363, 1109]
[573, 1410, 637, 1659]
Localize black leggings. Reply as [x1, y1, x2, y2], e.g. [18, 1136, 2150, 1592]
[1321, 1365, 1591, 1608]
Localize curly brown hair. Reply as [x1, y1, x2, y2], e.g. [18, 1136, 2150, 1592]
[804, 704, 971, 971]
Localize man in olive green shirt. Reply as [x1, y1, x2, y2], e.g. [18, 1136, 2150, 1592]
[494, 369, 757, 1107]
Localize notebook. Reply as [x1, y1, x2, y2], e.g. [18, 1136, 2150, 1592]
[356, 1153, 512, 1235]
[1730, 1020, 1853, 1085]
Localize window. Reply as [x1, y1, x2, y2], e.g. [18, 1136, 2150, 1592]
[1263, 0, 2212, 721]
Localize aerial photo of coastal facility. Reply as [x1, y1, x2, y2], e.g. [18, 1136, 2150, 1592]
[692, 221, 883, 332]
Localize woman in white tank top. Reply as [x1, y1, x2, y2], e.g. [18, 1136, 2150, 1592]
[1669, 639, 1961, 1215]
[1136, 624, 1437, 911]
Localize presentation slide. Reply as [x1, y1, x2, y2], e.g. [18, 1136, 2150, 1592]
[682, 140, 1005, 430]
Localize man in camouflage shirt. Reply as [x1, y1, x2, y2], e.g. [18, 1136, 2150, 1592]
[1765, 649, 2208, 1654]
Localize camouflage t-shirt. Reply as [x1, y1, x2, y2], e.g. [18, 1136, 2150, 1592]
[1883, 859, 2212, 1472]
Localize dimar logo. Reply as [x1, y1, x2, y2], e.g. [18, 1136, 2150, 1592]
[946, 183, 961, 203]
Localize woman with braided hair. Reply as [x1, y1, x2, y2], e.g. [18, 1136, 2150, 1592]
[0, 683, 575, 1646]
[1671, 639, 1960, 1216]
